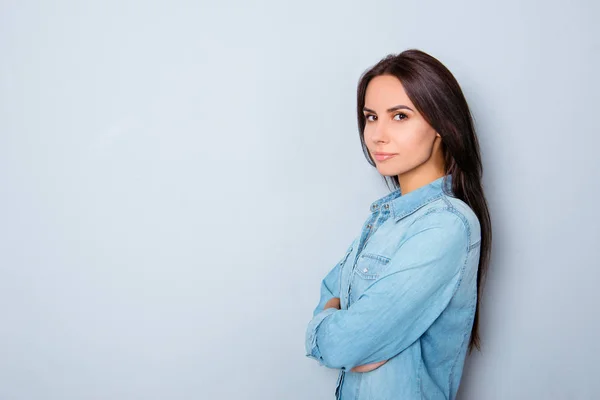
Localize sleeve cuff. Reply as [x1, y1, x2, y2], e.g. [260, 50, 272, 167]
[305, 307, 338, 365]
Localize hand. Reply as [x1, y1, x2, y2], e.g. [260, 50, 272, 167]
[350, 359, 388, 373]
[324, 297, 340, 310]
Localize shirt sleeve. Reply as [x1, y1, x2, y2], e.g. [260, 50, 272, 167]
[311, 240, 354, 318]
[303, 240, 355, 366]
[304, 211, 471, 371]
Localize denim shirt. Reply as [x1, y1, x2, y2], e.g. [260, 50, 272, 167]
[304, 175, 481, 400]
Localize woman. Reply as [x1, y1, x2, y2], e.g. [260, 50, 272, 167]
[304, 49, 492, 400]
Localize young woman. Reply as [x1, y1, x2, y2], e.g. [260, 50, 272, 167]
[304, 49, 492, 400]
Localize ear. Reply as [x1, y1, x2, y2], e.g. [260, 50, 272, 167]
[435, 132, 441, 138]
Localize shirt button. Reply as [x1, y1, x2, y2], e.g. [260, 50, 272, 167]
[363, 268, 368, 273]
[384, 204, 389, 209]
[366, 224, 372, 229]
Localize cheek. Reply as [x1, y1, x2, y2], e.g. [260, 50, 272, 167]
[394, 127, 433, 153]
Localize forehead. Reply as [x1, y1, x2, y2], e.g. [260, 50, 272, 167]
[364, 75, 413, 108]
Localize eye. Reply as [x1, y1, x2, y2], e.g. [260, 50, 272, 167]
[365, 114, 376, 122]
[394, 113, 408, 121]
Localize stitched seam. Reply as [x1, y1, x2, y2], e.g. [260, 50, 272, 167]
[355, 372, 363, 399]
[469, 240, 481, 250]
[395, 193, 444, 221]
[448, 292, 477, 397]
[416, 351, 424, 399]
[335, 371, 344, 400]
[355, 253, 391, 280]
[441, 195, 453, 209]
[355, 272, 378, 280]
[338, 245, 354, 297]
[405, 205, 473, 252]
[360, 253, 391, 264]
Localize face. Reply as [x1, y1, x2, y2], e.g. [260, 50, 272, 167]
[363, 74, 444, 181]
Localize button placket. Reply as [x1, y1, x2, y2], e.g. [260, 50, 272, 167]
[347, 216, 376, 305]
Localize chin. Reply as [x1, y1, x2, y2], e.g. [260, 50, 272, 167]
[376, 166, 402, 177]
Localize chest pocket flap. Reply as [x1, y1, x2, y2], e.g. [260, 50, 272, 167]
[354, 252, 391, 280]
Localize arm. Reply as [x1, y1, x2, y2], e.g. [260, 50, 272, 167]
[305, 212, 470, 371]
[302, 241, 354, 361]
[311, 242, 354, 318]
[322, 297, 389, 373]
[320, 297, 387, 372]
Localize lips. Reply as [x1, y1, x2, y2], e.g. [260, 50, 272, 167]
[373, 152, 398, 161]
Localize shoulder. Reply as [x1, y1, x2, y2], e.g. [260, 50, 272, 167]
[405, 195, 481, 250]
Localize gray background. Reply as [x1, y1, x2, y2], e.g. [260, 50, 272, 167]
[1, 0, 598, 399]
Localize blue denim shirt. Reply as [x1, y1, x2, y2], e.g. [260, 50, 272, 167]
[305, 175, 481, 400]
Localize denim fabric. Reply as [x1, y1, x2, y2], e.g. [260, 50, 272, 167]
[305, 175, 481, 400]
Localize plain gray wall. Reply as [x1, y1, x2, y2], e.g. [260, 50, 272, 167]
[1, 1, 598, 399]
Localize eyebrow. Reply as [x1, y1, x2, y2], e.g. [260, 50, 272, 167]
[363, 105, 414, 113]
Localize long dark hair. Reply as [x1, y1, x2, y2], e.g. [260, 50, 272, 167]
[356, 49, 492, 353]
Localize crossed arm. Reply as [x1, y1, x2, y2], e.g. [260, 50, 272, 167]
[321, 297, 389, 372]
[305, 212, 469, 372]
[322, 297, 389, 373]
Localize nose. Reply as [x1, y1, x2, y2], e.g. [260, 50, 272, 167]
[369, 118, 389, 144]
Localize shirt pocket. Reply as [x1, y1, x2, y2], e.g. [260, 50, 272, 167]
[349, 252, 391, 303]
[354, 252, 391, 280]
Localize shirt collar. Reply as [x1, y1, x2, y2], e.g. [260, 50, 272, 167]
[369, 175, 453, 222]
